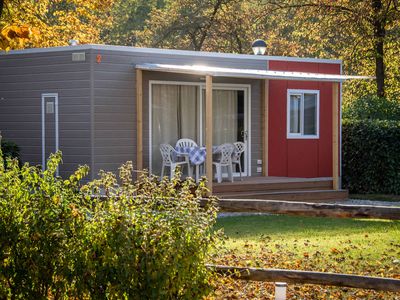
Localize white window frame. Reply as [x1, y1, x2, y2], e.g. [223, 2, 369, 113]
[41, 93, 59, 173]
[287, 89, 319, 139]
[148, 80, 252, 176]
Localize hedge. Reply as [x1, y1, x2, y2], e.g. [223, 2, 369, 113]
[342, 119, 400, 194]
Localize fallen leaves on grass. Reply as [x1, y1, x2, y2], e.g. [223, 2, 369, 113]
[207, 242, 400, 299]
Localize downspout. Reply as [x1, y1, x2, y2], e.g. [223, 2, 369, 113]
[90, 49, 95, 180]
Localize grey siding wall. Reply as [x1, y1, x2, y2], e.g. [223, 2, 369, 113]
[91, 49, 136, 177]
[1, 47, 266, 180]
[0, 50, 92, 178]
[92, 49, 263, 176]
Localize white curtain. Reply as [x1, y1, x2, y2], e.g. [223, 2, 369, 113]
[212, 90, 238, 145]
[152, 85, 241, 174]
[179, 86, 198, 139]
[290, 95, 301, 134]
[151, 84, 198, 174]
[202, 89, 239, 145]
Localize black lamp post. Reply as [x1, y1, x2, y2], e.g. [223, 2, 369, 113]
[251, 39, 267, 55]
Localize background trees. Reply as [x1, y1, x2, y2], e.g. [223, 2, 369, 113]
[102, 0, 165, 46]
[0, 0, 114, 50]
[260, 1, 400, 100]
[1, 0, 399, 101]
[134, 0, 241, 51]
[131, 0, 399, 100]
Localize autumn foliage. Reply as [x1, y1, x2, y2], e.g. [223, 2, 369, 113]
[0, 24, 38, 50]
[0, 0, 114, 50]
[1, 0, 399, 99]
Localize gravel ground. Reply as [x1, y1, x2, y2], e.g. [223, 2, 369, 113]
[335, 199, 400, 207]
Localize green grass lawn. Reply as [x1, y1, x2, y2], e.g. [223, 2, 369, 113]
[210, 215, 400, 299]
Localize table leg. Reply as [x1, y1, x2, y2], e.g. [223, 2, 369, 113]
[186, 156, 192, 177]
[195, 165, 200, 183]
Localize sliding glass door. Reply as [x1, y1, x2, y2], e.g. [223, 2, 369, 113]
[202, 88, 247, 176]
[150, 82, 249, 176]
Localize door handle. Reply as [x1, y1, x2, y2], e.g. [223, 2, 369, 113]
[241, 130, 248, 141]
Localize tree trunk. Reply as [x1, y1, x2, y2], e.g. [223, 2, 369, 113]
[196, 0, 224, 51]
[372, 0, 386, 97]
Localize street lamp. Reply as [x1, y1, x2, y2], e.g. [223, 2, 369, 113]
[251, 39, 267, 55]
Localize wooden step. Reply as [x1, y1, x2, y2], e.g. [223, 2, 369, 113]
[215, 189, 349, 203]
[213, 178, 333, 193]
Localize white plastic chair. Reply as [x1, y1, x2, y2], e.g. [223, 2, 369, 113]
[213, 143, 234, 183]
[159, 144, 189, 179]
[175, 138, 198, 176]
[175, 138, 198, 149]
[232, 142, 245, 180]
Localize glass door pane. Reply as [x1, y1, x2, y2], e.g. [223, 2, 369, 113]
[151, 84, 199, 174]
[202, 89, 247, 175]
[304, 93, 317, 135]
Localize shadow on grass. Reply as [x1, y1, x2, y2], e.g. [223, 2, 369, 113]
[215, 215, 400, 240]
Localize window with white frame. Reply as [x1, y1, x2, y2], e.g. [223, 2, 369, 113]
[287, 90, 319, 138]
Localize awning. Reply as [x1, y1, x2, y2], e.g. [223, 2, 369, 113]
[136, 63, 373, 82]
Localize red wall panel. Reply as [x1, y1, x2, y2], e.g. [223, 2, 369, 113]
[287, 139, 319, 177]
[268, 60, 341, 178]
[268, 79, 288, 176]
[317, 81, 333, 177]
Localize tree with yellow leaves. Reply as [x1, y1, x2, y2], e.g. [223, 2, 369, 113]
[0, 0, 114, 51]
[0, 0, 38, 50]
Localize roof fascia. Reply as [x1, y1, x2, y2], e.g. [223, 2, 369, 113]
[1, 44, 343, 64]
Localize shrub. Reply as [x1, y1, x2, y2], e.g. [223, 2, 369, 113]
[0, 139, 20, 163]
[0, 152, 87, 299]
[342, 119, 400, 194]
[0, 151, 220, 299]
[343, 95, 400, 121]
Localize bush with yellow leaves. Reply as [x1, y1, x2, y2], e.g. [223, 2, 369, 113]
[0, 151, 220, 299]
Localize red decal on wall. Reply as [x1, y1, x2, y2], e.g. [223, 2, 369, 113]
[96, 54, 102, 63]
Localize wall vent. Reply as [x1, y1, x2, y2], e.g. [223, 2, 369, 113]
[72, 52, 86, 62]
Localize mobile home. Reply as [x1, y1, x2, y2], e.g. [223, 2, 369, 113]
[0, 45, 368, 201]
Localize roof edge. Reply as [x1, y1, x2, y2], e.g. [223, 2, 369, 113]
[137, 63, 374, 82]
[0, 44, 343, 64]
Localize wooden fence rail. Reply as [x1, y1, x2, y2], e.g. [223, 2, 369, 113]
[200, 198, 400, 220]
[207, 265, 400, 292]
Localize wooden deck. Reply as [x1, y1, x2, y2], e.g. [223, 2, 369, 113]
[213, 176, 348, 202]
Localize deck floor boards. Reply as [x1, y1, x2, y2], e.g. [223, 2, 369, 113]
[215, 176, 332, 185]
[213, 176, 347, 202]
